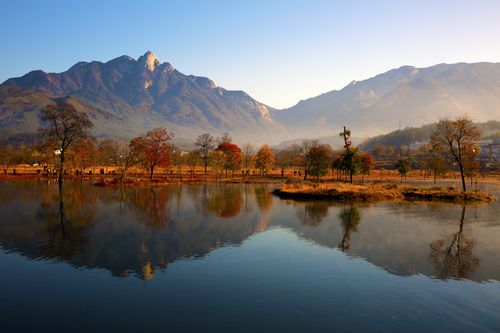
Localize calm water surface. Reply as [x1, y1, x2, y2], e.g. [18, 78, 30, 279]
[0, 180, 499, 332]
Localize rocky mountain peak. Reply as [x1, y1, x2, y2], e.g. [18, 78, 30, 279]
[137, 51, 160, 71]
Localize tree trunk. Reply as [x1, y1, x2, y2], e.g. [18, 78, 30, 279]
[150, 166, 154, 180]
[458, 164, 467, 191]
[58, 151, 65, 184]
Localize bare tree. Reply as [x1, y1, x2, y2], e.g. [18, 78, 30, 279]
[117, 144, 139, 183]
[98, 139, 121, 167]
[275, 146, 295, 181]
[39, 102, 93, 184]
[241, 143, 254, 176]
[195, 133, 215, 174]
[218, 132, 232, 144]
[431, 115, 480, 191]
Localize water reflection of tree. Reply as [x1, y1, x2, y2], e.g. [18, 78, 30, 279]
[206, 185, 243, 218]
[127, 187, 173, 229]
[338, 205, 361, 251]
[0, 183, 270, 281]
[185, 184, 208, 217]
[254, 185, 273, 212]
[35, 182, 95, 259]
[428, 206, 480, 279]
[296, 201, 330, 226]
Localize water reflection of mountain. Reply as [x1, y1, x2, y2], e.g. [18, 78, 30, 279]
[0, 182, 270, 280]
[0, 181, 499, 282]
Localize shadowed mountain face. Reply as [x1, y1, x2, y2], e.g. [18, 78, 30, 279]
[273, 62, 500, 138]
[1, 51, 282, 142]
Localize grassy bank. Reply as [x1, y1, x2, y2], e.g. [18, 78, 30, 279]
[273, 182, 496, 203]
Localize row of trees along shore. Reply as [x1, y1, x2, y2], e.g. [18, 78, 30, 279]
[0, 102, 488, 191]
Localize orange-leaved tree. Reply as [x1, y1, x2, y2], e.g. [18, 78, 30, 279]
[255, 145, 275, 175]
[130, 128, 174, 179]
[216, 142, 242, 177]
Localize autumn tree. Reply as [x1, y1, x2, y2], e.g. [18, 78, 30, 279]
[130, 128, 174, 179]
[431, 115, 480, 191]
[195, 133, 215, 174]
[358, 152, 373, 183]
[209, 150, 226, 180]
[254, 145, 275, 175]
[72, 139, 98, 178]
[39, 102, 93, 184]
[307, 144, 333, 182]
[215, 142, 242, 177]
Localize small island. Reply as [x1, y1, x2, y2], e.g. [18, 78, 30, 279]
[273, 182, 496, 203]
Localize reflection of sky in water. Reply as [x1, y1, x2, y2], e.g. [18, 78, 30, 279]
[0, 180, 500, 332]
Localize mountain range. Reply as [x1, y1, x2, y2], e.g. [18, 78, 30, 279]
[273, 62, 500, 139]
[1, 51, 281, 143]
[1, 52, 500, 145]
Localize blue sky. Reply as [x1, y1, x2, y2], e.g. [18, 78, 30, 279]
[1, 0, 500, 108]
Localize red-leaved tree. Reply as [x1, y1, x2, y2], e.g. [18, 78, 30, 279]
[216, 142, 242, 177]
[130, 128, 174, 179]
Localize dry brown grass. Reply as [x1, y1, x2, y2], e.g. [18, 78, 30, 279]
[276, 181, 496, 203]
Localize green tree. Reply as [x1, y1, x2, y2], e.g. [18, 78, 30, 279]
[307, 144, 333, 182]
[396, 157, 411, 182]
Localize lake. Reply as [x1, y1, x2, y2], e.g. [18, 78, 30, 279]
[0, 180, 499, 332]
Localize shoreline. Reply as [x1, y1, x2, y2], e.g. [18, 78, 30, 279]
[0, 174, 497, 203]
[272, 182, 496, 204]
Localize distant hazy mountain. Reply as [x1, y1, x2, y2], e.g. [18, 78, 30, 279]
[1, 51, 282, 142]
[358, 120, 500, 151]
[273, 62, 500, 138]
